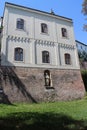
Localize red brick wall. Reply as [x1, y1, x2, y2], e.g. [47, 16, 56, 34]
[0, 66, 86, 103]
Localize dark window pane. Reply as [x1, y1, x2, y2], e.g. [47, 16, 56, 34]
[15, 48, 23, 61]
[61, 28, 67, 37]
[65, 53, 71, 64]
[41, 23, 48, 33]
[17, 18, 24, 29]
[42, 51, 50, 63]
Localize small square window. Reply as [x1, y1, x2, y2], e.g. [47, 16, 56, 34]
[41, 23, 48, 33]
[16, 18, 24, 30]
[61, 28, 67, 38]
[14, 48, 23, 61]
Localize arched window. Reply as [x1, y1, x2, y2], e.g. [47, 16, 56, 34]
[14, 48, 23, 61]
[42, 51, 50, 63]
[61, 28, 67, 37]
[64, 53, 71, 65]
[16, 18, 24, 29]
[41, 23, 48, 33]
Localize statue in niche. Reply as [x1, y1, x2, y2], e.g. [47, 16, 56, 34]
[45, 72, 50, 86]
[44, 70, 53, 87]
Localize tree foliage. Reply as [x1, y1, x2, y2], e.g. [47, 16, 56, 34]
[82, 0, 87, 31]
[78, 50, 87, 61]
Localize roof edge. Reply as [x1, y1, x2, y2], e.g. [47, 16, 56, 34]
[5, 2, 73, 22]
[76, 40, 87, 46]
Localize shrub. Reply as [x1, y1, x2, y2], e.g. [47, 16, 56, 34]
[81, 70, 87, 91]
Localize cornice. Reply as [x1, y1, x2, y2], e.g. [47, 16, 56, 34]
[7, 35, 75, 49]
[7, 35, 30, 43]
[35, 39, 55, 46]
[59, 43, 75, 50]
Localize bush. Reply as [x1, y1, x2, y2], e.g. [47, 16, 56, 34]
[81, 70, 87, 91]
[78, 51, 87, 62]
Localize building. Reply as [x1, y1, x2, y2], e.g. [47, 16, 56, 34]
[0, 2, 85, 103]
[76, 40, 87, 69]
[76, 40, 87, 52]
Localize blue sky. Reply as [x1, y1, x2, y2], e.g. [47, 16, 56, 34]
[0, 0, 87, 44]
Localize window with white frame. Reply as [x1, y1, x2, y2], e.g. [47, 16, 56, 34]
[64, 53, 71, 65]
[14, 47, 23, 61]
[61, 28, 67, 38]
[16, 18, 24, 30]
[42, 51, 50, 63]
[41, 23, 48, 34]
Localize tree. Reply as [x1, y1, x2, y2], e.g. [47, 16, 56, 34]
[82, 0, 87, 31]
[78, 50, 87, 61]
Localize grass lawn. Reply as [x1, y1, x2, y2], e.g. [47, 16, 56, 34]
[0, 97, 87, 130]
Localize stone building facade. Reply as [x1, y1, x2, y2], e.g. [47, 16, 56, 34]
[0, 2, 85, 103]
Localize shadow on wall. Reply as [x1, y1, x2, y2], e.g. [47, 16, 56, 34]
[0, 53, 37, 104]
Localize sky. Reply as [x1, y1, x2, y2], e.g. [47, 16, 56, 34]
[0, 0, 87, 44]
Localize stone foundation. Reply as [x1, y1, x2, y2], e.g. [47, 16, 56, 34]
[0, 66, 86, 103]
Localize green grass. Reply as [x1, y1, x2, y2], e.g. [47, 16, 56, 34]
[0, 98, 87, 130]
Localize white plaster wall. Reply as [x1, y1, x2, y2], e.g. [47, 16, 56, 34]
[7, 7, 34, 38]
[36, 42, 58, 66]
[0, 18, 2, 27]
[5, 6, 75, 44]
[60, 47, 79, 68]
[1, 3, 80, 69]
[6, 7, 58, 42]
[56, 20, 75, 45]
[34, 14, 57, 42]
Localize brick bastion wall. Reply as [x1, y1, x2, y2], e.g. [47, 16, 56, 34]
[0, 66, 86, 103]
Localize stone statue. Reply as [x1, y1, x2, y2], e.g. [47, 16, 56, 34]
[45, 73, 50, 86]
